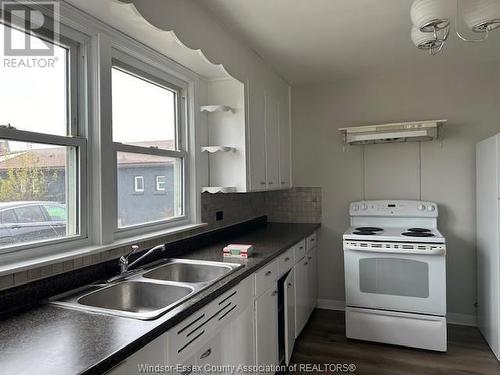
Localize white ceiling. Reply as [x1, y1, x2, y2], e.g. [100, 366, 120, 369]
[196, 0, 500, 84]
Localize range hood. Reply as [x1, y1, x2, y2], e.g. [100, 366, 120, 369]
[339, 120, 447, 145]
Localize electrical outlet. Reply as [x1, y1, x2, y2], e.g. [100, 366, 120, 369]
[216, 211, 224, 221]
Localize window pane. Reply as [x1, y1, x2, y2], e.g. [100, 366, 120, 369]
[112, 67, 177, 150]
[0, 140, 78, 247]
[0, 24, 68, 136]
[117, 152, 182, 228]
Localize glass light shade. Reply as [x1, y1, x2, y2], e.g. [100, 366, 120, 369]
[462, 0, 500, 32]
[411, 26, 443, 49]
[411, 0, 451, 31]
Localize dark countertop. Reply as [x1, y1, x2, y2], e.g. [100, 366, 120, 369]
[0, 222, 319, 375]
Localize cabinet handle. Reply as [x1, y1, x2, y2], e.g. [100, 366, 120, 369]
[182, 369, 193, 375]
[287, 282, 293, 288]
[272, 290, 278, 296]
[200, 348, 212, 359]
[308, 256, 312, 261]
[299, 246, 304, 250]
[304, 262, 309, 266]
[265, 270, 272, 276]
[311, 238, 315, 242]
[260, 182, 266, 185]
[281, 181, 286, 185]
[269, 182, 274, 185]
[284, 257, 290, 262]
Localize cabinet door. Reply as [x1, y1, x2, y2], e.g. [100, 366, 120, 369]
[307, 248, 318, 316]
[278, 90, 291, 189]
[255, 286, 279, 373]
[246, 80, 267, 191]
[284, 270, 296, 365]
[106, 335, 165, 375]
[294, 256, 309, 337]
[221, 302, 255, 372]
[197, 334, 222, 375]
[265, 92, 280, 190]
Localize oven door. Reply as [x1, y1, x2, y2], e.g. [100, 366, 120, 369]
[344, 245, 446, 315]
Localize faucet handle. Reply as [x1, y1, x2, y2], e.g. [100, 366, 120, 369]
[130, 245, 140, 253]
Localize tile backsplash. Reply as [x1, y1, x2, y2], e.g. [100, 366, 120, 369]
[0, 187, 321, 291]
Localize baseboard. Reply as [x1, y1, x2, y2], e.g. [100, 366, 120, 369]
[447, 313, 477, 327]
[317, 299, 345, 311]
[317, 299, 477, 327]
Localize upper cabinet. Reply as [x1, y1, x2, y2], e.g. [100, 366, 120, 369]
[201, 76, 292, 193]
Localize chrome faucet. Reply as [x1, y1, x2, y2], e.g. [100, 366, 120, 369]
[119, 244, 166, 274]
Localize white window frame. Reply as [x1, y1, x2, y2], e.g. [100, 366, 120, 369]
[156, 176, 166, 191]
[0, 14, 90, 257]
[0, 2, 202, 268]
[107, 47, 193, 240]
[133, 176, 145, 193]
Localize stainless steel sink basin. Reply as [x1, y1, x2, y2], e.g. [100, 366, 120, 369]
[77, 281, 193, 318]
[49, 258, 242, 320]
[143, 259, 236, 284]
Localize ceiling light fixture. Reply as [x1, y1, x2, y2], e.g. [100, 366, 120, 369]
[410, 0, 500, 55]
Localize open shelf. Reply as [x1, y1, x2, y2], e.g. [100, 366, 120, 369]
[200, 105, 234, 113]
[202, 186, 237, 194]
[201, 146, 237, 153]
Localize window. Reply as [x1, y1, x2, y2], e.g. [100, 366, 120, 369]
[0, 22, 84, 251]
[112, 59, 187, 231]
[156, 176, 166, 191]
[134, 176, 145, 193]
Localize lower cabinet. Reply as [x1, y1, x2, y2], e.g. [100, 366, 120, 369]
[255, 285, 279, 374]
[294, 255, 309, 336]
[107, 231, 318, 375]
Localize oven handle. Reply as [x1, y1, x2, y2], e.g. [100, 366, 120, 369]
[344, 245, 446, 256]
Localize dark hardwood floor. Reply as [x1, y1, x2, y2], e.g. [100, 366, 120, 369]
[286, 309, 500, 375]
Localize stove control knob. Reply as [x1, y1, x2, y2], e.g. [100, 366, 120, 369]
[418, 204, 426, 211]
[352, 204, 359, 211]
[427, 205, 436, 211]
[361, 204, 368, 211]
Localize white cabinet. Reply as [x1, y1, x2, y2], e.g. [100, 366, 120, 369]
[221, 302, 255, 373]
[307, 248, 318, 315]
[197, 334, 223, 374]
[255, 286, 279, 373]
[265, 92, 280, 190]
[295, 255, 309, 337]
[278, 89, 291, 189]
[246, 80, 267, 191]
[284, 270, 296, 365]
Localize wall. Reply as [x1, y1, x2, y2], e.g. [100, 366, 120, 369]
[0, 188, 320, 291]
[292, 62, 500, 322]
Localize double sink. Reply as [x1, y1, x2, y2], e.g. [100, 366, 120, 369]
[50, 259, 242, 320]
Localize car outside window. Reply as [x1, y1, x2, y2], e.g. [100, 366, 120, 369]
[0, 209, 17, 224]
[44, 205, 66, 221]
[14, 206, 46, 223]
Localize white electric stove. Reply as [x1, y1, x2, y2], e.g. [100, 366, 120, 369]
[343, 200, 447, 352]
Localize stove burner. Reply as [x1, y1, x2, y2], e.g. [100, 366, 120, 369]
[402, 232, 435, 237]
[408, 228, 431, 233]
[353, 231, 377, 235]
[355, 227, 383, 232]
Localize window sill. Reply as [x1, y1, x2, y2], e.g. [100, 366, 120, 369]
[0, 222, 208, 277]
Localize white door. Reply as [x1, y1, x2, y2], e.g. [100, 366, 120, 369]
[278, 91, 291, 189]
[307, 248, 318, 315]
[265, 92, 280, 190]
[284, 270, 296, 365]
[221, 303, 255, 372]
[294, 256, 309, 337]
[344, 248, 446, 315]
[255, 286, 279, 373]
[197, 334, 222, 375]
[246, 80, 267, 191]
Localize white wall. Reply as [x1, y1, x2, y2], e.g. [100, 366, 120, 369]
[292, 62, 500, 321]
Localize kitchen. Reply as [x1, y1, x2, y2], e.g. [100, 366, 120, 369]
[0, 0, 499, 374]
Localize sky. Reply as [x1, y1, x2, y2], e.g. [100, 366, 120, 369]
[0, 23, 176, 153]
